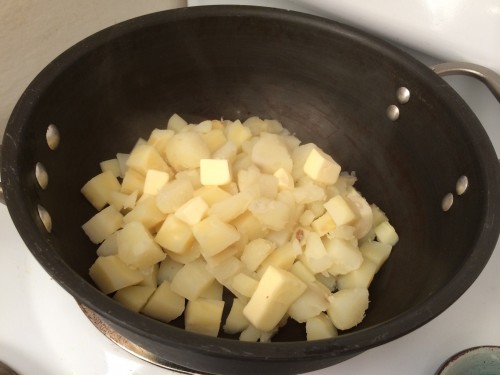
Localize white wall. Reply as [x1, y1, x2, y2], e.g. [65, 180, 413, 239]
[0, 0, 186, 136]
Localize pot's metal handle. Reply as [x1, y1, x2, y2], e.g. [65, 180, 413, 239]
[431, 62, 500, 103]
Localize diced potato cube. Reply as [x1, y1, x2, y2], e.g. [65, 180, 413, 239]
[174, 196, 209, 226]
[337, 259, 378, 289]
[240, 238, 276, 272]
[224, 298, 250, 334]
[371, 204, 389, 227]
[206, 256, 244, 285]
[251, 133, 292, 174]
[225, 120, 252, 149]
[81, 171, 121, 210]
[274, 167, 294, 190]
[192, 216, 241, 257]
[126, 144, 168, 175]
[185, 298, 225, 337]
[170, 259, 214, 301]
[324, 195, 356, 226]
[96, 230, 119, 256]
[82, 205, 123, 244]
[243, 266, 307, 332]
[324, 237, 363, 276]
[155, 215, 194, 254]
[156, 258, 183, 284]
[100, 158, 121, 178]
[374, 221, 399, 246]
[108, 190, 138, 211]
[243, 116, 266, 136]
[199, 280, 224, 300]
[166, 132, 210, 172]
[360, 241, 392, 272]
[248, 198, 290, 232]
[89, 255, 144, 294]
[203, 245, 240, 268]
[166, 244, 201, 265]
[167, 113, 188, 132]
[147, 128, 174, 153]
[117, 221, 166, 269]
[292, 184, 326, 205]
[290, 260, 316, 284]
[230, 273, 259, 298]
[301, 232, 333, 274]
[208, 191, 253, 222]
[316, 273, 337, 292]
[291, 143, 317, 180]
[138, 264, 159, 287]
[194, 186, 232, 206]
[200, 159, 232, 186]
[258, 241, 300, 275]
[212, 141, 237, 162]
[306, 313, 338, 341]
[113, 285, 156, 312]
[141, 281, 185, 323]
[231, 210, 268, 241]
[303, 147, 341, 185]
[123, 195, 166, 230]
[143, 170, 170, 195]
[175, 169, 202, 190]
[327, 288, 369, 330]
[299, 210, 315, 227]
[288, 284, 330, 323]
[311, 212, 337, 237]
[156, 179, 194, 214]
[201, 128, 227, 153]
[121, 169, 145, 195]
[239, 325, 262, 342]
[116, 153, 129, 178]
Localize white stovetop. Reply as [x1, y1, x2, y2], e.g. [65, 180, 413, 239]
[1, 1, 499, 374]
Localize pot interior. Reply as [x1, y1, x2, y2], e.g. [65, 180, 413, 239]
[3, 5, 499, 351]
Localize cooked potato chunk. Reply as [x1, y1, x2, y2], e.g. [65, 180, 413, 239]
[327, 288, 369, 330]
[113, 285, 156, 312]
[89, 255, 144, 294]
[82, 205, 123, 244]
[185, 298, 225, 337]
[81, 171, 121, 210]
[141, 281, 185, 323]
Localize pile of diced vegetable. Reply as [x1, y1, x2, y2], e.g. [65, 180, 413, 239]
[81, 114, 398, 342]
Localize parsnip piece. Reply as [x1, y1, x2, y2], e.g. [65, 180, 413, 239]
[200, 158, 232, 186]
[324, 237, 363, 276]
[82, 205, 123, 244]
[167, 113, 188, 132]
[230, 273, 259, 298]
[324, 195, 356, 226]
[240, 238, 276, 272]
[166, 132, 210, 172]
[113, 285, 156, 312]
[174, 196, 209, 226]
[301, 232, 333, 274]
[170, 259, 214, 301]
[337, 259, 378, 289]
[156, 178, 194, 214]
[374, 221, 399, 246]
[141, 281, 185, 323]
[100, 158, 121, 178]
[143, 170, 170, 195]
[156, 258, 183, 284]
[251, 132, 293, 174]
[248, 198, 290, 231]
[327, 288, 369, 330]
[81, 171, 121, 210]
[121, 169, 145, 195]
[224, 298, 250, 334]
[126, 144, 168, 175]
[288, 283, 330, 323]
[243, 266, 307, 332]
[360, 241, 392, 272]
[208, 191, 253, 222]
[155, 215, 194, 254]
[192, 216, 241, 257]
[89, 255, 144, 294]
[303, 147, 341, 185]
[306, 313, 338, 341]
[185, 298, 225, 337]
[117, 221, 166, 269]
[123, 195, 166, 231]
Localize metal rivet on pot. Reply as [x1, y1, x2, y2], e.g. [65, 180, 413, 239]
[386, 105, 400, 121]
[46, 124, 60, 150]
[396, 87, 410, 104]
[456, 175, 469, 195]
[441, 193, 454, 212]
[35, 162, 48, 189]
[37, 204, 52, 232]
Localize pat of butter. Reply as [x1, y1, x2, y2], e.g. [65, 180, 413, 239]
[273, 167, 294, 190]
[324, 195, 356, 226]
[143, 170, 170, 195]
[303, 148, 341, 185]
[200, 159, 232, 186]
[174, 196, 209, 226]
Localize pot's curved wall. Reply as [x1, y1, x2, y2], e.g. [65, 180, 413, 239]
[0, 0, 186, 136]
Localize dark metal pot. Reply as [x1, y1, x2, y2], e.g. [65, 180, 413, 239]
[1, 5, 499, 375]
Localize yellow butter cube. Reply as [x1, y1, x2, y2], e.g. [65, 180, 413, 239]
[303, 147, 341, 185]
[200, 159, 232, 186]
[143, 170, 170, 195]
